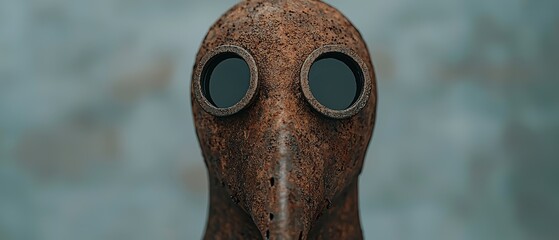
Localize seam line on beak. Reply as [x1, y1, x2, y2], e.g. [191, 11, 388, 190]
[277, 128, 290, 230]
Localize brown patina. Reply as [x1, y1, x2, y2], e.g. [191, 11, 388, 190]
[191, 0, 377, 239]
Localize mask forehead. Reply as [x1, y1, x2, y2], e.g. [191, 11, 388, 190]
[195, 0, 373, 81]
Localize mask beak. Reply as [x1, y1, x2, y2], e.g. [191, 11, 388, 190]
[245, 129, 326, 240]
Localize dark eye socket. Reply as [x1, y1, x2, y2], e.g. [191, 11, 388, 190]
[300, 45, 371, 119]
[308, 52, 362, 110]
[202, 53, 251, 108]
[194, 45, 258, 117]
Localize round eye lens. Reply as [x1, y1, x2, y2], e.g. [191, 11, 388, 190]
[300, 46, 372, 119]
[202, 53, 251, 108]
[308, 53, 361, 110]
[194, 45, 258, 117]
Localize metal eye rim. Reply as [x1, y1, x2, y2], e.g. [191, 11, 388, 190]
[194, 45, 258, 117]
[300, 45, 371, 119]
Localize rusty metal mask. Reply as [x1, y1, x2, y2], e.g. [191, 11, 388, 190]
[191, 0, 377, 239]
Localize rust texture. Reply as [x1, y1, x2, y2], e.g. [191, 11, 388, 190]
[191, 0, 377, 239]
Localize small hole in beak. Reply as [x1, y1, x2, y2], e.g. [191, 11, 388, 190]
[270, 177, 275, 187]
[269, 213, 274, 220]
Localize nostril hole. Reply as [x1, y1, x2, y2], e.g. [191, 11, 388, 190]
[270, 177, 275, 187]
[269, 213, 274, 220]
[266, 229, 270, 239]
[299, 231, 303, 240]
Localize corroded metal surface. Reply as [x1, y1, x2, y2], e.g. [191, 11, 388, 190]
[191, 0, 377, 239]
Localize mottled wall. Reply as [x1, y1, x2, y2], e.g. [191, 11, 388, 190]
[0, 0, 558, 239]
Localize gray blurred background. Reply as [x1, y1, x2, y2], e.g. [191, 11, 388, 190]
[1, 0, 558, 239]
